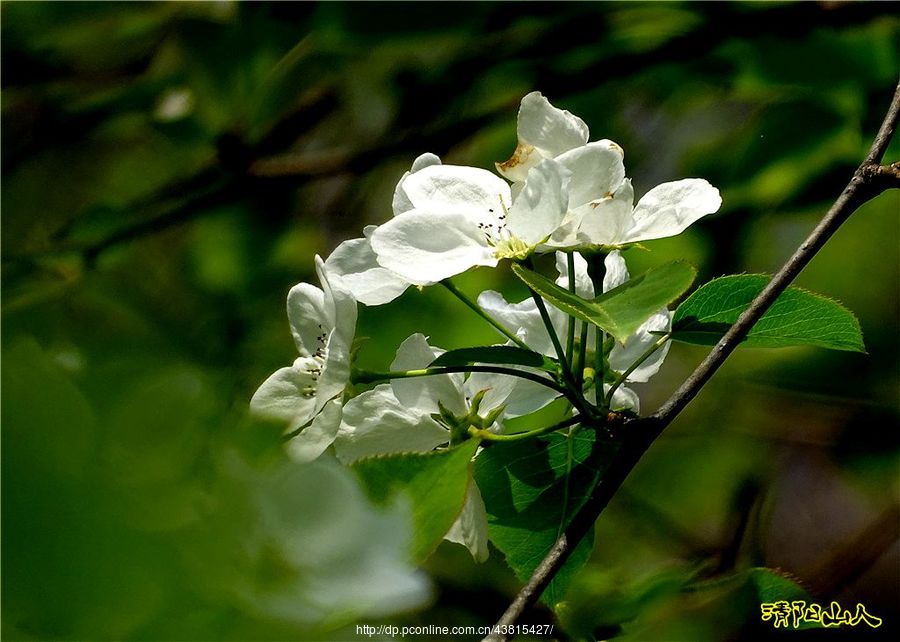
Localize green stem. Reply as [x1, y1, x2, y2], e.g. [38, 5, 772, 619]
[591, 254, 608, 409]
[595, 326, 607, 409]
[605, 333, 671, 406]
[469, 414, 582, 442]
[526, 287, 599, 420]
[441, 279, 530, 350]
[354, 365, 566, 395]
[575, 320, 589, 386]
[565, 253, 576, 364]
[528, 290, 575, 384]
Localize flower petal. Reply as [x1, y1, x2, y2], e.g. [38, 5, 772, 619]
[390, 333, 466, 416]
[575, 178, 636, 247]
[444, 480, 489, 562]
[463, 370, 517, 414]
[399, 164, 510, 220]
[392, 153, 442, 216]
[286, 397, 343, 462]
[609, 309, 672, 383]
[314, 256, 357, 409]
[230, 455, 430, 622]
[466, 369, 559, 419]
[605, 383, 640, 413]
[286, 283, 327, 357]
[324, 233, 410, 305]
[554, 251, 595, 298]
[334, 385, 449, 464]
[506, 159, 570, 245]
[370, 209, 498, 284]
[544, 213, 581, 250]
[477, 290, 558, 357]
[250, 359, 318, 425]
[625, 178, 721, 242]
[519, 92, 591, 156]
[497, 92, 589, 182]
[411, 152, 442, 173]
[555, 140, 625, 210]
[602, 249, 630, 292]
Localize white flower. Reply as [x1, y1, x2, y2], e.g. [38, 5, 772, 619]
[207, 453, 430, 624]
[495, 92, 627, 247]
[497, 92, 721, 250]
[334, 333, 533, 464]
[369, 158, 570, 284]
[323, 153, 442, 305]
[334, 333, 560, 562]
[250, 256, 357, 461]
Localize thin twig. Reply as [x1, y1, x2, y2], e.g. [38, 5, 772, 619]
[354, 365, 563, 395]
[526, 287, 597, 421]
[575, 319, 589, 387]
[482, 79, 900, 642]
[565, 253, 577, 363]
[441, 279, 531, 350]
[469, 414, 582, 442]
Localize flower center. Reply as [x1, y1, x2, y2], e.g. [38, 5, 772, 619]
[299, 324, 328, 398]
[477, 199, 532, 260]
[492, 236, 531, 260]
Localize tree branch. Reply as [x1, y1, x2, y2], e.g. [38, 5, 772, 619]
[652, 80, 899, 426]
[482, 78, 900, 642]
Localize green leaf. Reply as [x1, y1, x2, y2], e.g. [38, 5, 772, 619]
[671, 275, 865, 352]
[745, 567, 813, 604]
[352, 440, 479, 562]
[473, 428, 616, 607]
[429, 345, 556, 371]
[688, 567, 823, 632]
[557, 567, 691, 637]
[560, 565, 822, 640]
[746, 568, 823, 630]
[511, 261, 696, 343]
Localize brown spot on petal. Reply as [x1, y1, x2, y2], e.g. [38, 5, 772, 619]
[589, 194, 614, 208]
[608, 141, 624, 156]
[496, 142, 535, 173]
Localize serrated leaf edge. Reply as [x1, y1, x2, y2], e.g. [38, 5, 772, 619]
[673, 273, 866, 353]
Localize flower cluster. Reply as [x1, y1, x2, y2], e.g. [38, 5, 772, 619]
[252, 92, 720, 561]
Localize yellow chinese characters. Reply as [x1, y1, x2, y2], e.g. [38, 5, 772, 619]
[760, 601, 882, 629]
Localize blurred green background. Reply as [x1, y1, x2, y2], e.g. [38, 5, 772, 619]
[2, 2, 898, 640]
